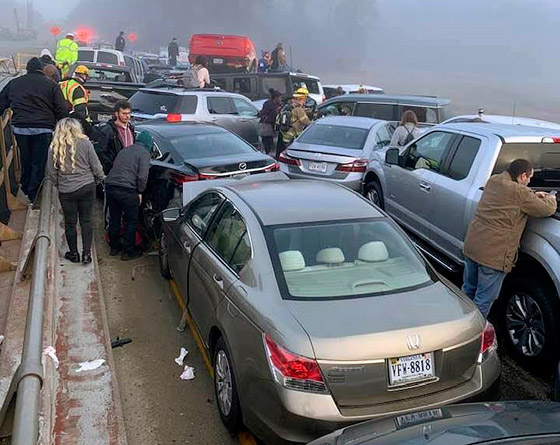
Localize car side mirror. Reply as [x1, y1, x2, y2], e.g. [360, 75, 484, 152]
[162, 207, 180, 222]
[385, 148, 400, 166]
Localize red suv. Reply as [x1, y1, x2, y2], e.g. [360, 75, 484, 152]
[188, 34, 257, 73]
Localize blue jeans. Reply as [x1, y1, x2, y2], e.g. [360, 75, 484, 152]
[462, 257, 506, 318]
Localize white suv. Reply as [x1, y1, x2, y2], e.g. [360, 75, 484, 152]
[78, 47, 144, 80]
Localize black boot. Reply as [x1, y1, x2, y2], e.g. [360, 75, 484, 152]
[64, 251, 80, 263]
[82, 251, 92, 264]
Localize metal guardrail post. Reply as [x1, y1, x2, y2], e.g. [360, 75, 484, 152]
[10, 178, 52, 445]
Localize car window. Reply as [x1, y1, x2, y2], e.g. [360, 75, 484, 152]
[375, 125, 392, 148]
[320, 101, 355, 117]
[87, 68, 132, 82]
[262, 77, 288, 96]
[130, 91, 186, 115]
[292, 77, 320, 94]
[354, 103, 395, 120]
[124, 55, 135, 69]
[169, 131, 256, 160]
[232, 98, 258, 117]
[207, 97, 236, 115]
[206, 203, 251, 273]
[400, 105, 438, 124]
[78, 50, 95, 62]
[184, 192, 223, 237]
[270, 219, 433, 300]
[97, 51, 119, 65]
[298, 124, 369, 150]
[447, 136, 481, 180]
[233, 77, 255, 95]
[405, 131, 455, 172]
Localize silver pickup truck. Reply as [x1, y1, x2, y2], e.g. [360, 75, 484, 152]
[364, 123, 560, 368]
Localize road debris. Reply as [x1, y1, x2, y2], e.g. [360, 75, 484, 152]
[111, 336, 133, 348]
[42, 346, 59, 369]
[175, 347, 188, 366]
[179, 365, 195, 380]
[76, 359, 105, 373]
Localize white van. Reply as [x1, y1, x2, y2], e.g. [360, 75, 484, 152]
[78, 47, 144, 80]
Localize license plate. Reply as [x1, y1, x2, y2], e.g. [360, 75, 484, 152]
[98, 114, 112, 122]
[308, 162, 327, 173]
[388, 352, 434, 386]
[395, 408, 443, 428]
[213, 58, 224, 64]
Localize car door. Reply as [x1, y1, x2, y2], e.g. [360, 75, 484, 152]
[231, 97, 260, 146]
[383, 130, 457, 239]
[188, 201, 251, 340]
[168, 192, 224, 299]
[205, 96, 238, 133]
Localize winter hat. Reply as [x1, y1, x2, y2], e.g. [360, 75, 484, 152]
[136, 131, 154, 153]
[26, 57, 43, 73]
[40, 48, 53, 59]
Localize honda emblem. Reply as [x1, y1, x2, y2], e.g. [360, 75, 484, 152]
[239, 162, 247, 170]
[406, 334, 421, 350]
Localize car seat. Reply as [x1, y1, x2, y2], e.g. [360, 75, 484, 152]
[279, 250, 306, 272]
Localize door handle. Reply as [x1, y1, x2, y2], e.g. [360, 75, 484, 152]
[213, 274, 224, 290]
[182, 241, 191, 254]
[419, 182, 431, 191]
[210, 117, 218, 122]
[240, 119, 249, 123]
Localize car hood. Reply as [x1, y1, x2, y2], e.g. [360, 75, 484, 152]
[184, 151, 274, 173]
[285, 281, 483, 361]
[307, 401, 560, 445]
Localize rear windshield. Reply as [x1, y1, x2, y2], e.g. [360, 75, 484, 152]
[354, 103, 395, 121]
[298, 124, 369, 150]
[97, 51, 119, 65]
[87, 68, 132, 82]
[169, 132, 256, 160]
[291, 76, 320, 94]
[494, 143, 560, 187]
[130, 92, 198, 115]
[269, 219, 434, 300]
[78, 50, 94, 62]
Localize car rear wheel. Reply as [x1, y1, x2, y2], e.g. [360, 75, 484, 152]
[213, 337, 241, 433]
[158, 231, 171, 279]
[498, 276, 560, 369]
[364, 180, 384, 209]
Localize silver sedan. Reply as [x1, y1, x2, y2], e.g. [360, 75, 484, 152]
[158, 175, 501, 444]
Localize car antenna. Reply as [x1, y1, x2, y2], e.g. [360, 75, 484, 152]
[511, 101, 517, 124]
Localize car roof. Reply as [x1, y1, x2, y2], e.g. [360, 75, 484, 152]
[314, 115, 384, 130]
[224, 179, 383, 225]
[138, 87, 246, 98]
[324, 84, 384, 92]
[136, 121, 226, 136]
[211, 72, 320, 81]
[439, 122, 560, 141]
[444, 114, 560, 130]
[78, 62, 132, 72]
[322, 94, 450, 107]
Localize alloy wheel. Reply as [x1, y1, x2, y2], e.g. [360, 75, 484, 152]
[506, 292, 546, 357]
[215, 350, 233, 416]
[367, 188, 381, 207]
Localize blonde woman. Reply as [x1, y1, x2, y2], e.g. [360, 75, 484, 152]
[47, 118, 105, 264]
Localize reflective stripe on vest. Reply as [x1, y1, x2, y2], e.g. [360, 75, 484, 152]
[60, 79, 88, 110]
[55, 38, 78, 66]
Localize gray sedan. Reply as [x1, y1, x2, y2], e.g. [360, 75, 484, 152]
[278, 116, 395, 192]
[158, 175, 500, 444]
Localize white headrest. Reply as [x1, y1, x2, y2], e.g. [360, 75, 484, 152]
[316, 248, 345, 264]
[279, 251, 306, 272]
[358, 242, 389, 262]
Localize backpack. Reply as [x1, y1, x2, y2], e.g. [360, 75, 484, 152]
[275, 104, 293, 133]
[402, 126, 416, 146]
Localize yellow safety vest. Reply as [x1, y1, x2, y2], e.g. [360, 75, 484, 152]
[60, 79, 88, 111]
[55, 38, 78, 68]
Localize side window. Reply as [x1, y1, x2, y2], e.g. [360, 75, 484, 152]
[206, 203, 251, 273]
[374, 125, 392, 148]
[262, 77, 288, 96]
[232, 98, 258, 117]
[320, 101, 355, 117]
[233, 77, 255, 95]
[354, 103, 395, 120]
[124, 55, 135, 69]
[405, 131, 455, 172]
[447, 136, 481, 180]
[183, 193, 223, 237]
[97, 51, 119, 65]
[207, 97, 235, 115]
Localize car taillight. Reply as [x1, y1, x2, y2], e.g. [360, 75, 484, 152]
[167, 114, 182, 123]
[172, 172, 199, 185]
[322, 94, 326, 103]
[542, 137, 560, 143]
[278, 151, 301, 166]
[264, 162, 280, 172]
[264, 335, 328, 393]
[119, 61, 125, 66]
[335, 159, 368, 173]
[478, 322, 497, 363]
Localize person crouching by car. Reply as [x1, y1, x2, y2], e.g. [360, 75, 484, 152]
[98, 100, 135, 174]
[47, 118, 105, 264]
[105, 131, 152, 261]
[258, 89, 282, 155]
[462, 159, 557, 317]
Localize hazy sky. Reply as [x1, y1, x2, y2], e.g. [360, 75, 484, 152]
[32, 0, 78, 21]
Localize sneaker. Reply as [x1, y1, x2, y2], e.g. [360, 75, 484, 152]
[121, 250, 142, 261]
[82, 251, 92, 264]
[64, 251, 80, 263]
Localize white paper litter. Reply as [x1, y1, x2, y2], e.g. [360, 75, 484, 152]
[42, 346, 59, 369]
[175, 347, 188, 366]
[0, 335, 4, 346]
[180, 365, 195, 380]
[76, 359, 105, 373]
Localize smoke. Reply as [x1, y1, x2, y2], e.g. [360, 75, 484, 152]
[66, 0, 560, 121]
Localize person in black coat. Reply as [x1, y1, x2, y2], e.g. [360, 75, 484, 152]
[97, 100, 136, 174]
[258, 89, 282, 155]
[168, 38, 179, 67]
[115, 32, 126, 52]
[0, 57, 68, 201]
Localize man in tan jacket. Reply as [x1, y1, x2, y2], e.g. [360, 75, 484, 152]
[463, 159, 557, 317]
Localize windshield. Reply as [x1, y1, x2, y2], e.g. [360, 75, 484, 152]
[297, 124, 369, 150]
[130, 92, 197, 115]
[169, 132, 256, 160]
[493, 143, 560, 187]
[87, 68, 132, 82]
[269, 219, 434, 300]
[291, 77, 320, 94]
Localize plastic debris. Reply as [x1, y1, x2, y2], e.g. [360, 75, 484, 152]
[0, 335, 4, 346]
[76, 359, 105, 373]
[42, 346, 59, 369]
[180, 365, 195, 380]
[175, 347, 188, 366]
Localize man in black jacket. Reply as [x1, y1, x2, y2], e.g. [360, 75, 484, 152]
[0, 57, 68, 201]
[105, 131, 152, 261]
[97, 100, 135, 174]
[115, 32, 126, 52]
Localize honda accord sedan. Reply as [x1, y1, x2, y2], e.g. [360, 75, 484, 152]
[158, 176, 501, 444]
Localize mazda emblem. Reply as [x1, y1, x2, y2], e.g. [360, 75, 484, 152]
[239, 162, 247, 170]
[406, 334, 421, 350]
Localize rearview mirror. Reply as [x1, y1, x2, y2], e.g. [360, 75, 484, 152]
[161, 207, 180, 222]
[385, 148, 400, 166]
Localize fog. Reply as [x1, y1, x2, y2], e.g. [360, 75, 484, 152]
[63, 0, 558, 121]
